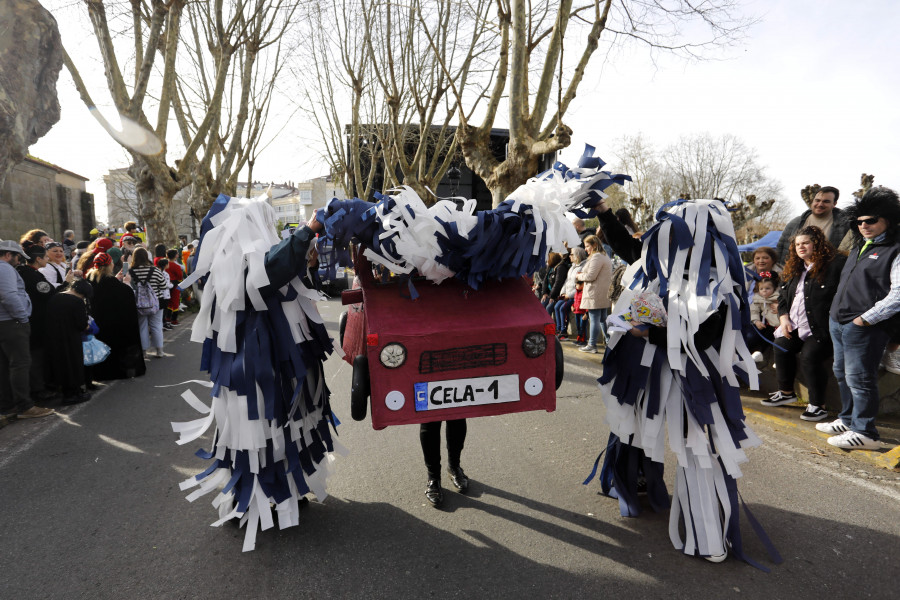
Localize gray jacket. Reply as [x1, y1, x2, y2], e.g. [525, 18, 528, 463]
[775, 207, 849, 265]
[0, 261, 32, 322]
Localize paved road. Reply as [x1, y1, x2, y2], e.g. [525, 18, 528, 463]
[2, 297, 898, 599]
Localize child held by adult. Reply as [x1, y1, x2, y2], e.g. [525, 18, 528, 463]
[748, 272, 781, 363]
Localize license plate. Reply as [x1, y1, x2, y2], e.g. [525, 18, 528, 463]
[414, 375, 519, 412]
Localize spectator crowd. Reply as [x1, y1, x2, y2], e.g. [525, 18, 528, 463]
[537, 186, 900, 452]
[1, 223, 198, 425]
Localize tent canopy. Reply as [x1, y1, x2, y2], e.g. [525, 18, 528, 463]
[737, 230, 782, 252]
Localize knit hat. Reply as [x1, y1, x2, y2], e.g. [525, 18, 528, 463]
[107, 246, 123, 266]
[92, 252, 113, 268]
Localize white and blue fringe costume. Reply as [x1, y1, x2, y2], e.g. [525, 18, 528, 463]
[171, 194, 346, 552]
[589, 199, 781, 568]
[317, 145, 631, 288]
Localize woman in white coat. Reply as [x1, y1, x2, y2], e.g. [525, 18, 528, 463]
[575, 235, 612, 353]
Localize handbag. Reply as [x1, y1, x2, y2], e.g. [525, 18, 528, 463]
[83, 335, 111, 366]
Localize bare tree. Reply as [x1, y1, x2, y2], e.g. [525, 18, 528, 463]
[295, 0, 495, 202]
[663, 133, 781, 204]
[448, 1, 755, 206]
[173, 0, 299, 216]
[295, 0, 382, 200]
[613, 133, 679, 226]
[61, 0, 298, 245]
[613, 132, 789, 239]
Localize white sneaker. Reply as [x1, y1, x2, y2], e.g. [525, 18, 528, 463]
[882, 349, 900, 375]
[155, 347, 165, 358]
[751, 351, 764, 364]
[815, 418, 849, 434]
[827, 430, 881, 450]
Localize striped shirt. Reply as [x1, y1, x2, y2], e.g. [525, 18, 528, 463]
[129, 265, 167, 298]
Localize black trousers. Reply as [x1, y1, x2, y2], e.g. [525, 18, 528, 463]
[747, 324, 776, 354]
[420, 419, 467, 479]
[774, 334, 832, 407]
[0, 320, 32, 414]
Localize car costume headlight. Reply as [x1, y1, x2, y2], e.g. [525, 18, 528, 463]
[379, 342, 407, 368]
[522, 332, 547, 358]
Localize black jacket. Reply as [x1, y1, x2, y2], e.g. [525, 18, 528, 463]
[778, 255, 847, 344]
[598, 210, 642, 264]
[16, 265, 56, 348]
[548, 256, 571, 300]
[830, 234, 900, 334]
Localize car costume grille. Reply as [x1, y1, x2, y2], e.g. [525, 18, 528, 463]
[419, 343, 507, 374]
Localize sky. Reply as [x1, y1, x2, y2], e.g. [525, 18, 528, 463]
[31, 1, 900, 225]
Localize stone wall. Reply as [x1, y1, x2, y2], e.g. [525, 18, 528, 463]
[0, 158, 94, 242]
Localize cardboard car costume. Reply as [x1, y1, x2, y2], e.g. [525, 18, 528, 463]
[168, 146, 629, 550]
[322, 146, 630, 428]
[340, 251, 561, 429]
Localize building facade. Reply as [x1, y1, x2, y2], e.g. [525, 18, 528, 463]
[0, 157, 94, 242]
[269, 176, 346, 226]
[104, 172, 345, 242]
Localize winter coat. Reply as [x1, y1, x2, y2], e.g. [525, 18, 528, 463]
[563, 259, 585, 298]
[777, 255, 847, 345]
[548, 256, 572, 301]
[576, 251, 613, 310]
[750, 290, 780, 327]
[775, 207, 850, 266]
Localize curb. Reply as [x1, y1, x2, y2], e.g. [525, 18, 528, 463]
[559, 342, 900, 472]
[743, 407, 900, 471]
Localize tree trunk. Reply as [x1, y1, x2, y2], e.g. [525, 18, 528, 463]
[129, 159, 178, 247]
[484, 148, 540, 208]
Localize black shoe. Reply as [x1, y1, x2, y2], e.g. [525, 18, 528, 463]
[636, 476, 648, 496]
[760, 391, 797, 407]
[425, 479, 443, 507]
[32, 390, 60, 402]
[800, 404, 828, 422]
[447, 466, 469, 493]
[62, 391, 92, 405]
[85, 382, 99, 391]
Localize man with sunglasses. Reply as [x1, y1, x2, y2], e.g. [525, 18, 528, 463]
[821, 187, 900, 449]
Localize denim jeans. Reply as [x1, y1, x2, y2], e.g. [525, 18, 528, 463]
[553, 298, 574, 334]
[829, 318, 890, 439]
[138, 309, 164, 350]
[575, 313, 587, 338]
[587, 308, 608, 347]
